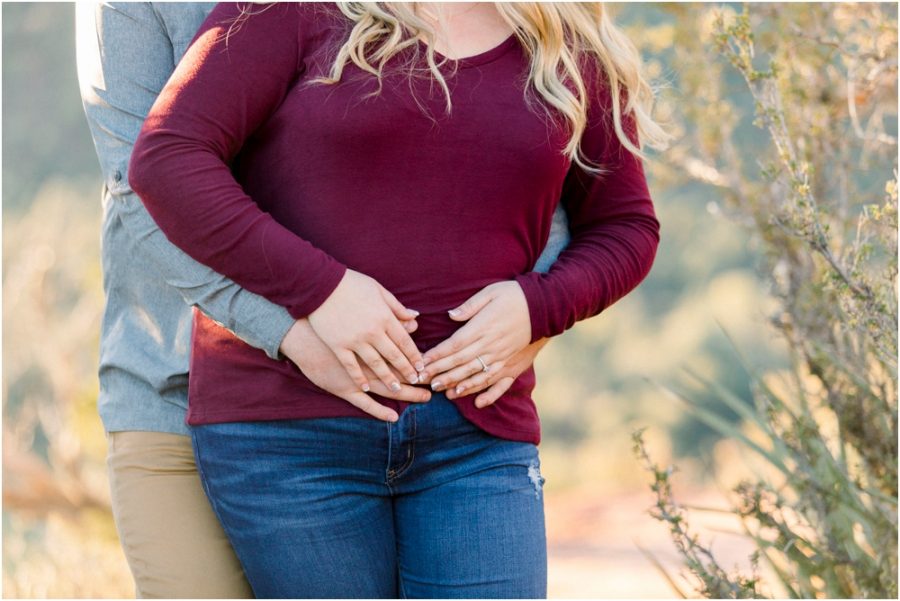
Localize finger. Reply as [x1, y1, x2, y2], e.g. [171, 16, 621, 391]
[385, 320, 425, 376]
[361, 365, 431, 403]
[422, 327, 482, 367]
[384, 384, 432, 403]
[401, 319, 418, 334]
[474, 377, 514, 409]
[337, 350, 371, 392]
[423, 343, 484, 381]
[433, 357, 493, 395]
[381, 288, 420, 322]
[340, 390, 400, 422]
[443, 360, 502, 398]
[372, 381, 431, 403]
[355, 343, 404, 392]
[447, 286, 495, 322]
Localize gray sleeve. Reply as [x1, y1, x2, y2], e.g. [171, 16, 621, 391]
[76, 1, 295, 359]
[532, 203, 571, 273]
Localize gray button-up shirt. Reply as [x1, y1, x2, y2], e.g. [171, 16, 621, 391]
[76, 2, 570, 436]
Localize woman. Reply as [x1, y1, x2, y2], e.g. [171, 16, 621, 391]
[130, 2, 667, 597]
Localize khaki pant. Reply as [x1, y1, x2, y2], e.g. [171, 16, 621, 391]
[106, 431, 253, 598]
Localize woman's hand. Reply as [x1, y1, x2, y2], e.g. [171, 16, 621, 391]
[446, 338, 549, 408]
[419, 281, 532, 392]
[280, 318, 431, 422]
[307, 269, 426, 393]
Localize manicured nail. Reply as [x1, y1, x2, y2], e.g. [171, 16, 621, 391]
[415, 361, 425, 372]
[362, 383, 370, 392]
[409, 309, 420, 317]
[448, 309, 461, 317]
[391, 382, 401, 392]
[408, 374, 419, 385]
[455, 384, 466, 395]
[431, 380, 443, 391]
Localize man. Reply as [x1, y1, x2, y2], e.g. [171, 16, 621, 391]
[76, 2, 570, 597]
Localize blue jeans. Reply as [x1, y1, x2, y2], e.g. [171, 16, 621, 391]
[190, 392, 547, 599]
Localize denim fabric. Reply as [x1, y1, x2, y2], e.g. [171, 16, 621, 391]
[191, 392, 548, 599]
[76, 2, 570, 436]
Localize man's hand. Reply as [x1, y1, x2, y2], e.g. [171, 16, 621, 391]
[280, 318, 430, 422]
[445, 338, 549, 408]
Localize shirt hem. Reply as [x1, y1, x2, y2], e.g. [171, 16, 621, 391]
[188, 401, 541, 445]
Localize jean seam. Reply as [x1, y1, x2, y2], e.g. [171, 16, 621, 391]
[385, 419, 395, 483]
[190, 431, 236, 551]
[397, 567, 409, 599]
[391, 408, 416, 480]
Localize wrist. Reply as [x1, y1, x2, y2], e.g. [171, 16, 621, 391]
[279, 318, 315, 358]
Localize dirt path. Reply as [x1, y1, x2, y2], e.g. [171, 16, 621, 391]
[545, 487, 763, 597]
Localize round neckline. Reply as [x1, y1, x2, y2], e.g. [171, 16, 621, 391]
[416, 31, 518, 68]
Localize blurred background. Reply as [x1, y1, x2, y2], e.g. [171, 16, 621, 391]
[3, 2, 896, 598]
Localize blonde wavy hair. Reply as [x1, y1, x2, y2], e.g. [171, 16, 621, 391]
[233, 2, 672, 175]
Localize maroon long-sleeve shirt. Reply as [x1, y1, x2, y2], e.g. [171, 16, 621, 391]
[129, 2, 660, 445]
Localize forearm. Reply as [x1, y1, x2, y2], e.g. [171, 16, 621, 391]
[116, 188, 295, 359]
[77, 1, 295, 358]
[514, 82, 661, 341]
[129, 3, 346, 319]
[515, 211, 659, 341]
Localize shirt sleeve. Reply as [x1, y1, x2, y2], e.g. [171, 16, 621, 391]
[76, 1, 295, 359]
[128, 2, 347, 320]
[514, 78, 661, 342]
[532, 203, 571, 274]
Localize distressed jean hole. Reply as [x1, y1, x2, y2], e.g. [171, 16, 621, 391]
[527, 460, 545, 498]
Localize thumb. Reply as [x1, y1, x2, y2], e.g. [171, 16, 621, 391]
[448, 287, 494, 321]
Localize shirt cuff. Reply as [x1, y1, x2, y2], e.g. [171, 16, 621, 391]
[228, 293, 297, 360]
[514, 272, 553, 343]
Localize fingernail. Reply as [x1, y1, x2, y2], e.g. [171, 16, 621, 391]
[408, 374, 419, 385]
[362, 383, 370, 392]
[415, 361, 425, 372]
[448, 309, 461, 317]
[431, 380, 443, 391]
[455, 384, 465, 395]
[409, 309, 420, 317]
[391, 382, 401, 392]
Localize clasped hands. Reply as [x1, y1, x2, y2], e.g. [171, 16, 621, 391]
[280, 269, 545, 422]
